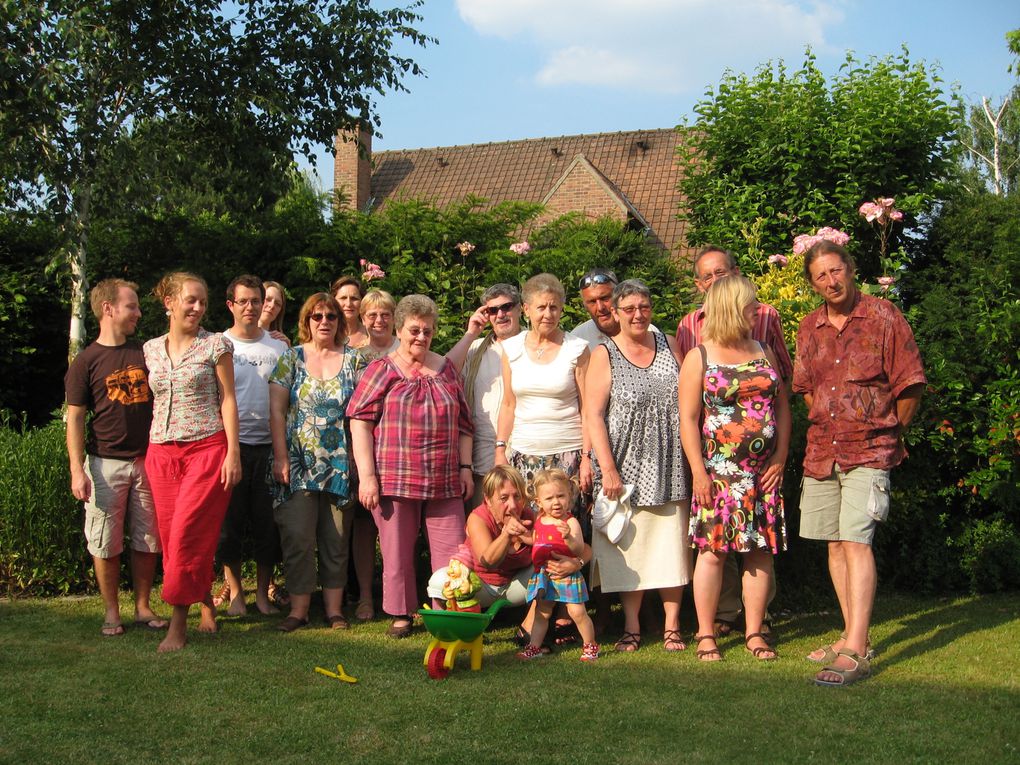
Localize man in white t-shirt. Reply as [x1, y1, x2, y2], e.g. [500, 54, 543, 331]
[573, 268, 659, 349]
[454, 284, 524, 507]
[218, 275, 288, 615]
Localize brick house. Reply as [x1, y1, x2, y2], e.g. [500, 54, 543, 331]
[334, 127, 692, 258]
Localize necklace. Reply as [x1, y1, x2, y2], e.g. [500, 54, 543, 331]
[528, 330, 556, 359]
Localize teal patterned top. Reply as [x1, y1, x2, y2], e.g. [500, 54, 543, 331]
[269, 345, 365, 506]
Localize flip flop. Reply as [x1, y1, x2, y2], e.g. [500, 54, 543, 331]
[101, 622, 125, 637]
[133, 617, 170, 631]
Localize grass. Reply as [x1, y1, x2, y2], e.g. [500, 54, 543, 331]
[0, 591, 1017, 764]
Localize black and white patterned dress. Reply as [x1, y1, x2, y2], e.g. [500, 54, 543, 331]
[591, 332, 692, 592]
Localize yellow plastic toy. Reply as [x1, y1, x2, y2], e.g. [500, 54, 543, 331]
[314, 663, 358, 683]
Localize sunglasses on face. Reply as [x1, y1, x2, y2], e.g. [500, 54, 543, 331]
[484, 301, 517, 316]
[578, 272, 618, 290]
[309, 312, 338, 323]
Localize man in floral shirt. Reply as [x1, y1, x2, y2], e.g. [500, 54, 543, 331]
[794, 240, 925, 687]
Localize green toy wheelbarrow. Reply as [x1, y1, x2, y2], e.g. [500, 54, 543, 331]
[417, 599, 509, 679]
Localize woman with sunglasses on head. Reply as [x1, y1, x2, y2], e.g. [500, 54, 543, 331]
[269, 293, 365, 632]
[347, 295, 474, 638]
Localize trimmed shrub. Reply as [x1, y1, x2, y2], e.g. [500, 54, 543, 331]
[0, 415, 89, 595]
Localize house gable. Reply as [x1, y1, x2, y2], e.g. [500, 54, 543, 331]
[336, 128, 691, 257]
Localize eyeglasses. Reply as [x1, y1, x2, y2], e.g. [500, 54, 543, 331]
[697, 268, 735, 285]
[230, 298, 263, 307]
[309, 312, 338, 323]
[404, 326, 434, 338]
[578, 272, 618, 290]
[616, 303, 652, 316]
[483, 301, 517, 316]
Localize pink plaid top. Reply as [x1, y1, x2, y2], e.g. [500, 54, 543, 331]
[793, 292, 926, 479]
[144, 329, 233, 443]
[675, 302, 793, 382]
[347, 356, 473, 500]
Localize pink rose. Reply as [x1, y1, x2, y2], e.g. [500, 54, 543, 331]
[816, 227, 850, 246]
[890, 210, 903, 221]
[510, 241, 531, 256]
[456, 241, 475, 256]
[768, 254, 789, 267]
[859, 202, 881, 222]
[361, 262, 385, 282]
[879, 197, 896, 208]
[877, 275, 896, 291]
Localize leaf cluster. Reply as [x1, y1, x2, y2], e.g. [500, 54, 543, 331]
[679, 48, 960, 278]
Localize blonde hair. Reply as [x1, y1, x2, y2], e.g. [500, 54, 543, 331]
[153, 272, 207, 315]
[90, 278, 138, 320]
[360, 289, 396, 316]
[481, 465, 528, 505]
[521, 273, 565, 306]
[701, 275, 757, 346]
[297, 293, 346, 346]
[262, 281, 286, 332]
[530, 467, 576, 511]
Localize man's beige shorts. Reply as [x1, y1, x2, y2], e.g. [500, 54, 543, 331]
[84, 455, 160, 558]
[799, 465, 891, 545]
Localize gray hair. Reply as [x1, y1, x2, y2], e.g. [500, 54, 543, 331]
[394, 294, 438, 330]
[480, 283, 521, 306]
[693, 246, 737, 275]
[521, 273, 565, 305]
[612, 279, 651, 308]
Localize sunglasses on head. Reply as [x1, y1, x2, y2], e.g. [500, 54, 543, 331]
[309, 312, 338, 323]
[578, 272, 618, 290]
[483, 301, 517, 316]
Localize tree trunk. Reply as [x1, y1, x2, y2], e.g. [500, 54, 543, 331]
[66, 184, 92, 365]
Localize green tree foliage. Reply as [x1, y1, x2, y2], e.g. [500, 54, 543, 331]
[882, 192, 1020, 592]
[678, 49, 960, 277]
[0, 0, 430, 360]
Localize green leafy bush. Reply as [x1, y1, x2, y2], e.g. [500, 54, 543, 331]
[956, 517, 1020, 593]
[0, 415, 89, 595]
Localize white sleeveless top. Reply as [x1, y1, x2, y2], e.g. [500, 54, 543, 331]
[503, 330, 587, 455]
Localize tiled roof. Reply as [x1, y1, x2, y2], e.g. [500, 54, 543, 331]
[368, 128, 691, 257]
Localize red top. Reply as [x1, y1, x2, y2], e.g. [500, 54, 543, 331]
[347, 356, 473, 499]
[531, 517, 572, 568]
[453, 503, 535, 586]
[676, 302, 793, 382]
[793, 292, 926, 479]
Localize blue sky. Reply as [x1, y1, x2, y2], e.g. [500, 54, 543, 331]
[305, 0, 1019, 189]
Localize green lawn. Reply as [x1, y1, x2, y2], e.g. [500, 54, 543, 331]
[0, 592, 1017, 764]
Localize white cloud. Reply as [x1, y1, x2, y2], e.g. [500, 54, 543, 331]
[456, 0, 843, 94]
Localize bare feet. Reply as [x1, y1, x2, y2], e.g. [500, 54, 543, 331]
[199, 602, 218, 633]
[226, 592, 248, 617]
[157, 632, 187, 652]
[255, 595, 280, 615]
[158, 608, 189, 652]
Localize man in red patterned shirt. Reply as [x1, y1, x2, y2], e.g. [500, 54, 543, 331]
[794, 240, 925, 687]
[676, 246, 793, 639]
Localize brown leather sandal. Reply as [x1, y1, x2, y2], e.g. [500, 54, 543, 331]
[745, 631, 778, 661]
[695, 634, 723, 661]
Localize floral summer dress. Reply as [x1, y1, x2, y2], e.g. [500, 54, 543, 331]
[689, 345, 787, 554]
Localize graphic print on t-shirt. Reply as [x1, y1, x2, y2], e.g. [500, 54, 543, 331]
[105, 364, 151, 406]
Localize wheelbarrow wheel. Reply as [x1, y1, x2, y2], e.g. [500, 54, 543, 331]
[427, 646, 449, 679]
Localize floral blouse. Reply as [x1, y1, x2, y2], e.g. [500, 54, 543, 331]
[144, 329, 233, 444]
[269, 345, 365, 506]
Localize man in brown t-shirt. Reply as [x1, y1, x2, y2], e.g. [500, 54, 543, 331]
[65, 279, 165, 636]
[793, 241, 925, 686]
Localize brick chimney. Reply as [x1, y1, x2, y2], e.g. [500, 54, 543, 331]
[333, 124, 372, 212]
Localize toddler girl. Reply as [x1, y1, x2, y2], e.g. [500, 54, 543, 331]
[517, 468, 599, 662]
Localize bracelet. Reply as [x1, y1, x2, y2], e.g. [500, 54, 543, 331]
[576, 557, 585, 569]
[459, 464, 472, 470]
[494, 440, 507, 448]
